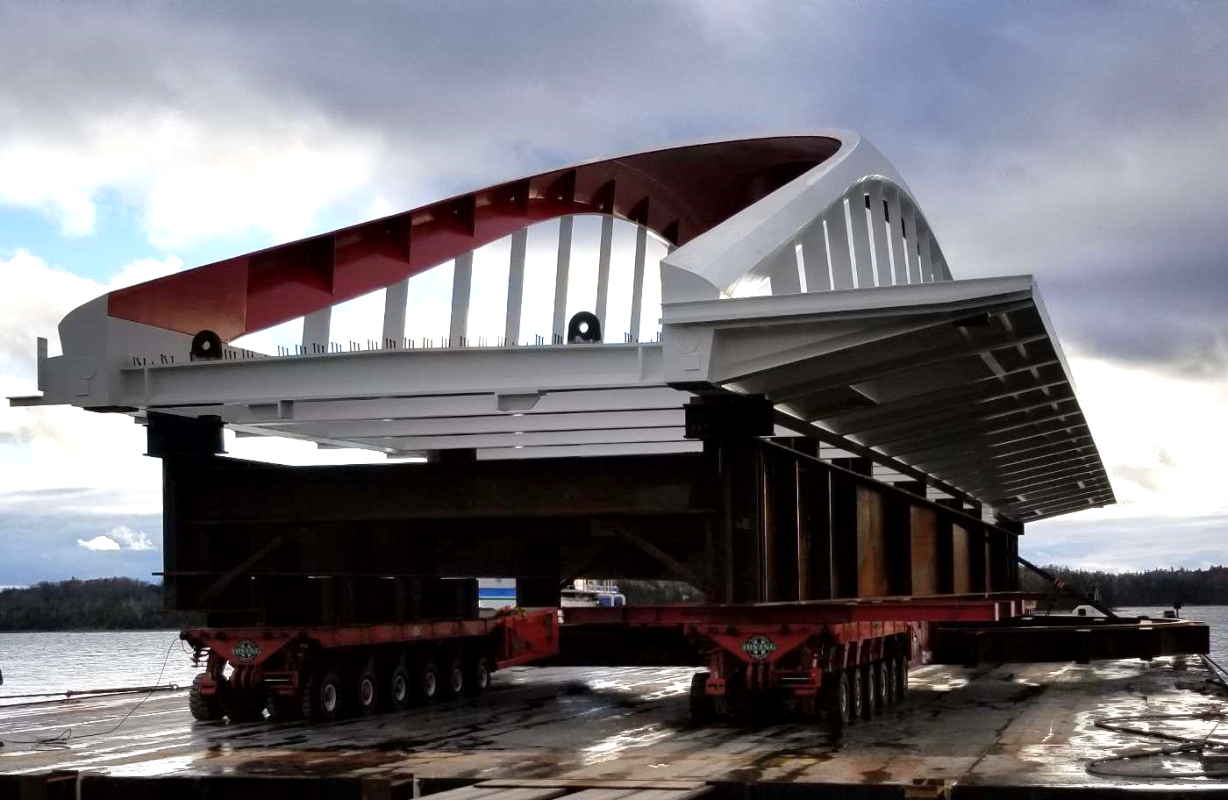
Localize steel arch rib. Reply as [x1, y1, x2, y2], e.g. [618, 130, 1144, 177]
[105, 135, 843, 342]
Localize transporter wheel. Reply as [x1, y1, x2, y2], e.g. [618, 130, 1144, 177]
[849, 667, 864, 723]
[444, 657, 465, 697]
[689, 672, 716, 724]
[389, 664, 413, 711]
[419, 661, 440, 703]
[302, 668, 344, 721]
[895, 655, 909, 700]
[883, 658, 898, 706]
[465, 656, 491, 696]
[356, 668, 380, 715]
[188, 673, 224, 721]
[824, 671, 851, 728]
[859, 663, 875, 720]
[870, 661, 887, 714]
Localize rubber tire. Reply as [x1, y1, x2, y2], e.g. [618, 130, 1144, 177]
[465, 656, 491, 696]
[356, 668, 380, 715]
[870, 661, 886, 714]
[689, 672, 716, 724]
[301, 668, 344, 722]
[896, 655, 909, 700]
[849, 667, 864, 723]
[389, 664, 413, 711]
[825, 671, 851, 728]
[859, 663, 875, 720]
[419, 661, 440, 703]
[443, 657, 465, 698]
[188, 673, 224, 721]
[883, 658, 898, 706]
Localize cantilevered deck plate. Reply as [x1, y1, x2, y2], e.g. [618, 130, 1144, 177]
[660, 275, 1113, 522]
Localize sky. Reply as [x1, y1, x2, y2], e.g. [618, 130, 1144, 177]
[0, 0, 1226, 584]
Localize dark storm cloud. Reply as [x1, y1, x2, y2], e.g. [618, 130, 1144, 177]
[0, 0, 1226, 580]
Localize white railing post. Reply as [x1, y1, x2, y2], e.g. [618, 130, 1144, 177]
[383, 280, 408, 346]
[868, 181, 893, 286]
[552, 216, 574, 343]
[505, 228, 527, 346]
[767, 244, 801, 294]
[629, 224, 647, 341]
[902, 201, 920, 284]
[917, 221, 933, 282]
[595, 215, 613, 329]
[303, 308, 331, 353]
[450, 251, 473, 347]
[799, 217, 831, 292]
[826, 200, 854, 290]
[848, 186, 874, 288]
[886, 185, 909, 285]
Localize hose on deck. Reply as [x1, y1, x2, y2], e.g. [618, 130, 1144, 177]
[1086, 656, 1228, 779]
[0, 636, 180, 751]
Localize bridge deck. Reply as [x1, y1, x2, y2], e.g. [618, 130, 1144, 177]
[1, 659, 1220, 798]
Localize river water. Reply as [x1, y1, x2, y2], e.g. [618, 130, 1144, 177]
[0, 629, 199, 706]
[1, 606, 1226, 706]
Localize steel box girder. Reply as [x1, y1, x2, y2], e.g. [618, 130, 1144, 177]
[931, 618, 1210, 665]
[562, 595, 1020, 627]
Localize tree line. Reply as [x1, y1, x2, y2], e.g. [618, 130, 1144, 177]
[1022, 565, 1228, 608]
[0, 578, 202, 631]
[3, 568, 1227, 631]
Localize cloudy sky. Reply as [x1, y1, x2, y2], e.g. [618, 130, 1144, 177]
[1, 1, 1226, 584]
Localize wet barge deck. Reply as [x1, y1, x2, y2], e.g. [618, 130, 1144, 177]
[3, 659, 1227, 798]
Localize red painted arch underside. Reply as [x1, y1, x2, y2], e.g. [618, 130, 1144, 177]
[108, 136, 841, 341]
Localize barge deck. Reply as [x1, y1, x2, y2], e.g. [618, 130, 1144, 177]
[3, 658, 1226, 798]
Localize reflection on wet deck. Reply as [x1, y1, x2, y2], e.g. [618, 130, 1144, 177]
[0, 659, 1221, 796]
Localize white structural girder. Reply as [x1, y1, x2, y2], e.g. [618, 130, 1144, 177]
[160, 386, 687, 426]
[266, 409, 685, 440]
[119, 343, 665, 408]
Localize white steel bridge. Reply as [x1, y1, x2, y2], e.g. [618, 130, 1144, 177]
[10, 131, 1113, 524]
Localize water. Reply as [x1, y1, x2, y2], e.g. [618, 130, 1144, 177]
[1117, 605, 1228, 665]
[1, 608, 1227, 705]
[0, 630, 200, 706]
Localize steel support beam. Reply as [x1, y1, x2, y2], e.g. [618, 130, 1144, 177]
[868, 180, 892, 286]
[382, 280, 408, 347]
[450, 251, 474, 347]
[552, 215, 573, 343]
[594, 215, 613, 329]
[505, 228, 527, 345]
[118, 343, 667, 407]
[629, 224, 648, 341]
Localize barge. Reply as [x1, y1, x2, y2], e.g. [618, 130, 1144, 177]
[3, 656, 1225, 798]
[5, 131, 1205, 796]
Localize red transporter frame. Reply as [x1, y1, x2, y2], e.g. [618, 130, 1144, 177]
[563, 595, 1030, 725]
[182, 608, 558, 723]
